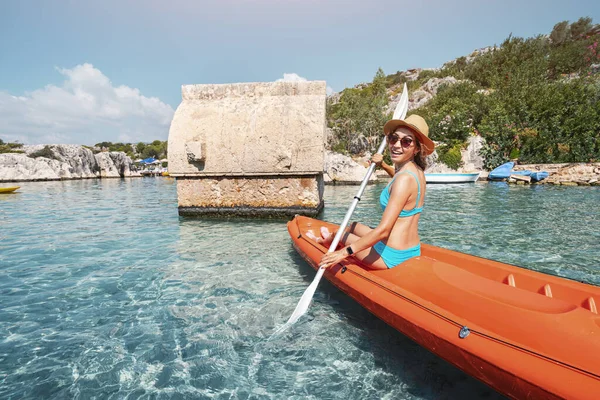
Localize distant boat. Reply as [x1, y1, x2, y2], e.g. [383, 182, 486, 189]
[0, 186, 20, 193]
[425, 172, 481, 183]
[488, 162, 515, 180]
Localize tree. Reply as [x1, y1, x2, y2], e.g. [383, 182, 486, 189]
[326, 68, 390, 154]
[550, 21, 570, 45]
[570, 17, 593, 38]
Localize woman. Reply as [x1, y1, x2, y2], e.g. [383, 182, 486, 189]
[309, 114, 435, 270]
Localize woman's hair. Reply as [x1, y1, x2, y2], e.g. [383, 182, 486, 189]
[414, 140, 428, 171]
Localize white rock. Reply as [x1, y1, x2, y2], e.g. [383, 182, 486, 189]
[324, 151, 378, 184]
[0, 144, 136, 182]
[387, 76, 464, 114]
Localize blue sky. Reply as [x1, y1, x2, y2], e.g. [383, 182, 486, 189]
[1, 0, 599, 145]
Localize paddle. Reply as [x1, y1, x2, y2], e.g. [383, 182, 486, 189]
[285, 83, 410, 325]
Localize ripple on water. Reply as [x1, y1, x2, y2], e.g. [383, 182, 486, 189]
[0, 178, 598, 399]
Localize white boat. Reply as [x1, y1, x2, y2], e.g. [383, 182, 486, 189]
[425, 172, 481, 183]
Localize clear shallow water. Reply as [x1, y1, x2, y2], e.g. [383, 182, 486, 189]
[1, 178, 598, 399]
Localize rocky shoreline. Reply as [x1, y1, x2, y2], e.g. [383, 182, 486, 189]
[2, 144, 599, 186]
[512, 163, 600, 186]
[0, 145, 140, 183]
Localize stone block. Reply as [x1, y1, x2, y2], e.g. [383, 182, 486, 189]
[168, 81, 327, 217]
[177, 175, 324, 217]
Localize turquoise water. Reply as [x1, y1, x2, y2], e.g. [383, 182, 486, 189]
[1, 178, 598, 399]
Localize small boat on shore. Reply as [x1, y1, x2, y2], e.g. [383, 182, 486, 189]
[530, 171, 549, 182]
[488, 162, 515, 180]
[512, 170, 532, 176]
[288, 215, 600, 399]
[0, 186, 20, 193]
[425, 172, 480, 183]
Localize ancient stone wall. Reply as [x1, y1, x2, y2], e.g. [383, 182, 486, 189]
[168, 81, 327, 217]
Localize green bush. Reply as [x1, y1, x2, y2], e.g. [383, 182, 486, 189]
[509, 148, 521, 159]
[437, 141, 464, 170]
[0, 139, 24, 154]
[29, 145, 61, 161]
[327, 68, 390, 154]
[420, 82, 489, 142]
[93, 141, 168, 159]
[326, 17, 600, 166]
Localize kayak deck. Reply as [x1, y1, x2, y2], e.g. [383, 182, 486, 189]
[288, 215, 600, 399]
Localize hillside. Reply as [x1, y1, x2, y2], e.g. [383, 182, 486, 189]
[327, 17, 600, 170]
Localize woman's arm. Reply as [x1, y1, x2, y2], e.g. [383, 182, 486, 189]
[380, 161, 396, 178]
[370, 153, 395, 178]
[319, 174, 413, 268]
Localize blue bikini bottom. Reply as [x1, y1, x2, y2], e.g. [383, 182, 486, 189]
[373, 242, 421, 268]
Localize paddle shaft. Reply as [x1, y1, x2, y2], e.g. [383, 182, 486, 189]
[284, 83, 408, 325]
[326, 138, 388, 253]
[284, 139, 387, 325]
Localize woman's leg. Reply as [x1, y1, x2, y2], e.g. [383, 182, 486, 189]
[319, 222, 374, 246]
[324, 229, 389, 271]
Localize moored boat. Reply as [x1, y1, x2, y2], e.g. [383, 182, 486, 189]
[488, 162, 515, 180]
[425, 172, 480, 183]
[531, 171, 550, 182]
[0, 186, 20, 193]
[288, 215, 600, 399]
[512, 170, 532, 176]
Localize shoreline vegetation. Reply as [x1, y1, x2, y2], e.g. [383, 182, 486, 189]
[327, 17, 600, 170]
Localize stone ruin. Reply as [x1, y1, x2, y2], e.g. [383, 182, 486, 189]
[168, 81, 327, 217]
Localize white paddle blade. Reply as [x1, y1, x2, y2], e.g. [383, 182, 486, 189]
[286, 267, 325, 324]
[392, 83, 409, 120]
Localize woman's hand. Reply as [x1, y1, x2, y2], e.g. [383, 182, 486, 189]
[369, 153, 384, 167]
[318, 249, 348, 269]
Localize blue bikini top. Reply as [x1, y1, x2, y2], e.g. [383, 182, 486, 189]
[380, 170, 423, 217]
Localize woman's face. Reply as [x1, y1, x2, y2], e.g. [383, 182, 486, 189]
[388, 127, 419, 164]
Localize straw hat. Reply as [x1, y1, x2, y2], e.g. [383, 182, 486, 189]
[383, 114, 435, 156]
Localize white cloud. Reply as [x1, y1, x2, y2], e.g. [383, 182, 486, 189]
[277, 73, 308, 83]
[276, 73, 335, 96]
[0, 64, 175, 145]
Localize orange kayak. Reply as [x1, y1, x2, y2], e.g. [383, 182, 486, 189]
[288, 215, 600, 400]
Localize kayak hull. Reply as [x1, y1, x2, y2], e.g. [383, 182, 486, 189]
[0, 186, 20, 193]
[288, 215, 600, 400]
[531, 171, 550, 182]
[425, 172, 480, 183]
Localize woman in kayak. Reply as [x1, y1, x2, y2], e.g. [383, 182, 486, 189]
[308, 114, 435, 270]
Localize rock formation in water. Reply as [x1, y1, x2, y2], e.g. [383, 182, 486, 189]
[0, 144, 139, 182]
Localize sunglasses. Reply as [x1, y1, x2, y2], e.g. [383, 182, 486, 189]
[387, 134, 414, 148]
